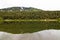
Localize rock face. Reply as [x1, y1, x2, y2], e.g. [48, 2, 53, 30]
[0, 29, 60, 40]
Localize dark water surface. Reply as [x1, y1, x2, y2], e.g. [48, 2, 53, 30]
[0, 21, 60, 34]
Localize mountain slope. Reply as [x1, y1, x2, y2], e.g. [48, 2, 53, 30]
[0, 7, 42, 11]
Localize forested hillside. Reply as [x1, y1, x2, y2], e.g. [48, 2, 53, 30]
[0, 7, 60, 19]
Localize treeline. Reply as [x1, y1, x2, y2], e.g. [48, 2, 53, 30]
[0, 10, 60, 19]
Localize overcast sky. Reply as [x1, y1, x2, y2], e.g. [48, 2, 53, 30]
[0, 0, 60, 10]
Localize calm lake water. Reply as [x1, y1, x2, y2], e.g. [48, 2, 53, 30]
[0, 21, 59, 34]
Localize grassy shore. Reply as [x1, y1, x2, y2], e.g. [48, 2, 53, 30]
[4, 19, 57, 22]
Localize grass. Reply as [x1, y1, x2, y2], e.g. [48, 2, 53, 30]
[4, 19, 57, 21]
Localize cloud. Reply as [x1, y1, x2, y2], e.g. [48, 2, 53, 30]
[0, 0, 60, 10]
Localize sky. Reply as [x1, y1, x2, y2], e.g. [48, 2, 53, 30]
[0, 0, 60, 10]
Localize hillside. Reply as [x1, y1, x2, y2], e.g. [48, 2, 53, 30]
[0, 7, 41, 11]
[0, 7, 60, 19]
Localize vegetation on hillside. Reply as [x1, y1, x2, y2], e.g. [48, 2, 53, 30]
[0, 7, 60, 19]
